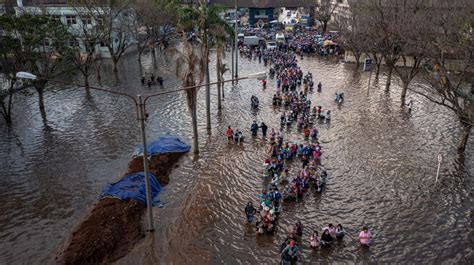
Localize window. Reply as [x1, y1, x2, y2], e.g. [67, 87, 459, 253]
[42, 38, 51, 47]
[51, 15, 61, 23]
[86, 41, 95, 53]
[99, 42, 106, 47]
[66, 15, 77, 26]
[81, 15, 92, 25]
[337, 0, 343, 3]
[68, 39, 79, 48]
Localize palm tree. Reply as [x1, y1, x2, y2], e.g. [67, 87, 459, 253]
[178, 1, 234, 129]
[215, 41, 229, 110]
[172, 39, 205, 153]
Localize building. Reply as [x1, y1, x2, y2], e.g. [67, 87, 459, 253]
[6, 0, 135, 58]
[332, 0, 352, 22]
[209, 0, 316, 26]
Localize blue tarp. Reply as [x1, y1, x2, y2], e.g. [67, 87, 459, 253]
[136, 135, 191, 156]
[101, 172, 162, 206]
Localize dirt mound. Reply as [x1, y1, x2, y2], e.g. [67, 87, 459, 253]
[54, 198, 145, 265]
[53, 152, 185, 265]
[127, 152, 183, 185]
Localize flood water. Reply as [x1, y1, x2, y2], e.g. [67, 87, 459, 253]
[0, 50, 472, 264]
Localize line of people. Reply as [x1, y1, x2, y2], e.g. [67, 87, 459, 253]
[237, 33, 373, 263]
[140, 73, 164, 88]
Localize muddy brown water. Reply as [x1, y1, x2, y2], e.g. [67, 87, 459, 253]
[0, 51, 472, 264]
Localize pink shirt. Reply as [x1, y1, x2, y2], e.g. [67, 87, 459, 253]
[310, 236, 320, 247]
[359, 231, 372, 245]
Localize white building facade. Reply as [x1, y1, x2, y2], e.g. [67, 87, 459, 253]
[12, 0, 135, 58]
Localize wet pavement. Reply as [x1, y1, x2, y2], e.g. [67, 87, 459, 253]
[0, 50, 472, 264]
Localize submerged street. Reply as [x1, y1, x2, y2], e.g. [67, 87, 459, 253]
[0, 51, 471, 264]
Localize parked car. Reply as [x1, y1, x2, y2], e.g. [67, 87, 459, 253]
[275, 32, 285, 43]
[266, 41, 277, 50]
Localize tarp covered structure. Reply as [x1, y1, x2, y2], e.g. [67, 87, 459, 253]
[102, 135, 189, 205]
[135, 134, 191, 157]
[101, 172, 162, 205]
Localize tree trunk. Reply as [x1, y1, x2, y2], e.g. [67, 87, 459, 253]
[0, 94, 13, 124]
[138, 48, 143, 62]
[112, 57, 118, 73]
[375, 62, 381, 79]
[372, 53, 381, 78]
[35, 85, 47, 121]
[217, 80, 222, 110]
[400, 81, 409, 106]
[84, 74, 90, 89]
[205, 45, 211, 130]
[322, 21, 328, 33]
[354, 52, 361, 68]
[191, 104, 199, 153]
[458, 122, 471, 152]
[385, 66, 393, 92]
[222, 80, 225, 99]
[96, 63, 102, 83]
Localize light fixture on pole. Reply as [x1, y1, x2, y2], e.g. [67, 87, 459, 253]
[16, 71, 38, 80]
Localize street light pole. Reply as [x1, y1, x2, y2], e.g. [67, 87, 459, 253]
[234, 0, 238, 83]
[137, 95, 154, 231]
[231, 39, 235, 85]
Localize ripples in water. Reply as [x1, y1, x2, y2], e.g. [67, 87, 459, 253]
[0, 51, 471, 264]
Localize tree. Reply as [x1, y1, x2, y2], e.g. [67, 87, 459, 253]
[361, 0, 410, 91]
[366, 40, 383, 78]
[315, 0, 338, 33]
[215, 37, 228, 110]
[0, 16, 23, 124]
[0, 76, 16, 125]
[132, 0, 177, 63]
[172, 39, 205, 153]
[410, 0, 473, 152]
[81, 0, 134, 73]
[0, 14, 74, 121]
[391, 0, 430, 104]
[349, 2, 383, 76]
[178, 1, 234, 130]
[335, 5, 367, 67]
[67, 5, 106, 89]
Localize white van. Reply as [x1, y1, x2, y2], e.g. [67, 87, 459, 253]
[266, 41, 277, 50]
[275, 33, 285, 43]
[243, 36, 263, 47]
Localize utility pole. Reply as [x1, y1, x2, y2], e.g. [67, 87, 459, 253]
[234, 0, 238, 83]
[231, 39, 234, 85]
